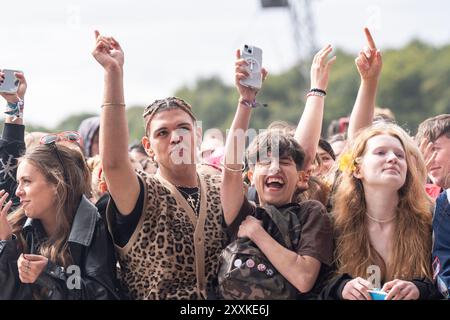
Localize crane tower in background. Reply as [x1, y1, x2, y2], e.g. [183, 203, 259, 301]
[260, 0, 317, 69]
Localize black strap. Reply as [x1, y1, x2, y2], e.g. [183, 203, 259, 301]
[254, 205, 300, 250]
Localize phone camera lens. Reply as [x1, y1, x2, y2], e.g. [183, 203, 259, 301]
[248, 49, 252, 54]
[244, 45, 248, 48]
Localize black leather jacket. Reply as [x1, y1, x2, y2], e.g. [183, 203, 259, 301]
[0, 195, 123, 300]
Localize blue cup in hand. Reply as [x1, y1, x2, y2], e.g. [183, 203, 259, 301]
[368, 289, 387, 300]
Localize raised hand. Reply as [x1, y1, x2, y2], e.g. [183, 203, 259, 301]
[92, 30, 124, 72]
[234, 49, 268, 101]
[0, 71, 27, 103]
[355, 28, 382, 81]
[310, 44, 336, 90]
[0, 190, 13, 241]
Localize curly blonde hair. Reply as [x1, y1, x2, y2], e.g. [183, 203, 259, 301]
[333, 123, 433, 281]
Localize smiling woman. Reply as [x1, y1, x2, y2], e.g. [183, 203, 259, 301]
[0, 73, 122, 299]
[0, 143, 123, 300]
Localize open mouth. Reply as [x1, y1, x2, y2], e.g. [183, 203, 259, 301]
[430, 167, 441, 173]
[169, 146, 186, 157]
[264, 176, 285, 191]
[21, 200, 30, 208]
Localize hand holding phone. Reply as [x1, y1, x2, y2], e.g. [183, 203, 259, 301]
[0, 69, 22, 94]
[239, 44, 263, 90]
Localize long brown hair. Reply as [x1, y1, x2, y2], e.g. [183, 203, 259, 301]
[333, 123, 433, 281]
[8, 144, 91, 268]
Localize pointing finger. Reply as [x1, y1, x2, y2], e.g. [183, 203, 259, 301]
[364, 27, 377, 50]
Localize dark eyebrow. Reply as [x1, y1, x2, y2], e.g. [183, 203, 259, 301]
[154, 126, 168, 135]
[177, 122, 192, 128]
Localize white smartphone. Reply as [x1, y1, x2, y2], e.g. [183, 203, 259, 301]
[239, 44, 263, 90]
[0, 69, 22, 94]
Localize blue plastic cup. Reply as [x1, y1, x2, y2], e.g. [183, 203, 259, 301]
[368, 289, 387, 300]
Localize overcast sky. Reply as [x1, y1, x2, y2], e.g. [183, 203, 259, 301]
[2, 0, 449, 128]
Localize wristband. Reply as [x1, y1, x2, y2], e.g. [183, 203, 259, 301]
[5, 99, 24, 120]
[306, 91, 326, 98]
[306, 88, 326, 98]
[239, 98, 268, 109]
[309, 88, 326, 96]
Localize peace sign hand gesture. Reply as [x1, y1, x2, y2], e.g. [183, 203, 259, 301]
[92, 30, 124, 72]
[355, 28, 382, 81]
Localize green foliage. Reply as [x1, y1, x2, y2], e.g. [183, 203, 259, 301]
[13, 40, 450, 141]
[55, 112, 98, 132]
[173, 41, 450, 136]
[126, 106, 145, 144]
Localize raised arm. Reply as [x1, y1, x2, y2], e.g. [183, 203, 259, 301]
[294, 45, 336, 169]
[0, 71, 27, 207]
[92, 31, 139, 215]
[347, 28, 383, 140]
[221, 49, 267, 226]
[0, 71, 26, 126]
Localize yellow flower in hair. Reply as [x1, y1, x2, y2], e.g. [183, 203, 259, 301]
[338, 152, 356, 173]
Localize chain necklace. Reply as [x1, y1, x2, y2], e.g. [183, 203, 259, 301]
[366, 212, 396, 223]
[176, 186, 200, 214]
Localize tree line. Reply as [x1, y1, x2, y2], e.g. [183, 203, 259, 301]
[8, 40, 449, 143]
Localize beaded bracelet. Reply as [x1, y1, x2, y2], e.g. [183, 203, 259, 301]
[306, 91, 326, 98]
[308, 88, 326, 96]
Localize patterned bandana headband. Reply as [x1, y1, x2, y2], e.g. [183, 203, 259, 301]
[143, 97, 196, 133]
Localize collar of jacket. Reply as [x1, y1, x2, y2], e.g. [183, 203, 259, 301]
[22, 195, 99, 247]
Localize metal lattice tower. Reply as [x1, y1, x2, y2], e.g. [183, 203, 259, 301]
[261, 0, 317, 66]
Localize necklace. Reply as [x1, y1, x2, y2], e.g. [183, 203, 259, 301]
[366, 212, 396, 223]
[177, 186, 200, 213]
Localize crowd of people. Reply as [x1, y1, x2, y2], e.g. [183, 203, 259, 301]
[0, 27, 449, 300]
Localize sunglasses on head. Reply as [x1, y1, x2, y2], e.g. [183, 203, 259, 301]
[39, 131, 82, 145]
[39, 132, 80, 183]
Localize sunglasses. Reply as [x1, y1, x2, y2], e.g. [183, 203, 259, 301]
[39, 132, 81, 183]
[40, 131, 82, 145]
